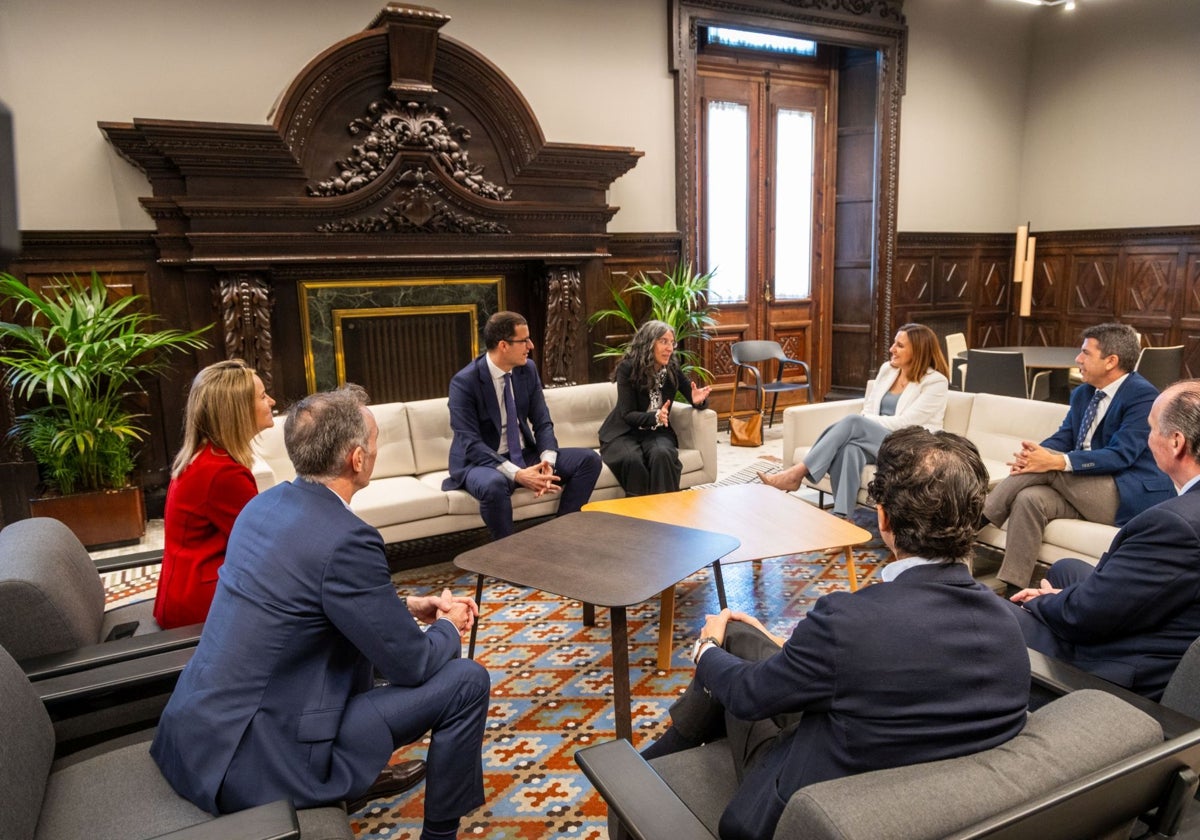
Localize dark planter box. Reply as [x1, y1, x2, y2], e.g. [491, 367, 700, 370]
[29, 486, 146, 550]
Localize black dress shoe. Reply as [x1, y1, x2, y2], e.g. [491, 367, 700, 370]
[345, 759, 426, 812]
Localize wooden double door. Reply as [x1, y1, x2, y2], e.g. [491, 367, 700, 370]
[696, 59, 835, 418]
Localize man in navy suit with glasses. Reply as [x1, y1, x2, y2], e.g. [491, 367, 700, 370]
[443, 310, 601, 539]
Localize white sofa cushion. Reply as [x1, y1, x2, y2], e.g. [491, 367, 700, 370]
[543, 382, 617, 449]
[965, 393, 1068, 484]
[406, 397, 454, 477]
[978, 518, 1119, 567]
[371, 401, 417, 479]
[350, 476, 449, 529]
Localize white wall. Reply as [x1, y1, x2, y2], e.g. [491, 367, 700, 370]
[1, 0, 1196, 235]
[1020, 0, 1200, 230]
[900, 0, 1200, 232]
[0, 0, 675, 232]
[897, 0, 1033, 231]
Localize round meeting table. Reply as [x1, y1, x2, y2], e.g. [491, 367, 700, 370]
[955, 345, 1080, 402]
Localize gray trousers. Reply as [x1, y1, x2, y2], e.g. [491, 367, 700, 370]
[983, 471, 1119, 588]
[804, 414, 889, 516]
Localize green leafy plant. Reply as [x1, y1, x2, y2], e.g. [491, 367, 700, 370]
[0, 271, 210, 495]
[588, 262, 718, 381]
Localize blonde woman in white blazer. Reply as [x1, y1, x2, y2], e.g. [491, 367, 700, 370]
[760, 323, 950, 516]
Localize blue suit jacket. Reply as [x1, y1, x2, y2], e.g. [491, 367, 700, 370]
[697, 563, 1030, 840]
[443, 354, 558, 489]
[1041, 371, 1172, 525]
[1024, 484, 1200, 699]
[150, 478, 463, 813]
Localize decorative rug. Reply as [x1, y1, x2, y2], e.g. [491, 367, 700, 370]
[691, 455, 782, 489]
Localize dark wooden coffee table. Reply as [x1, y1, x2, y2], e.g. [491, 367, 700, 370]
[454, 511, 739, 741]
[585, 484, 873, 669]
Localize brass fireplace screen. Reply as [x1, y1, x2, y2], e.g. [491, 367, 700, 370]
[299, 277, 502, 403]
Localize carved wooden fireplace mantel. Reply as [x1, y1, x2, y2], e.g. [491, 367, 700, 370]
[100, 3, 643, 395]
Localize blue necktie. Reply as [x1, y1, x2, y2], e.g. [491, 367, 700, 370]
[503, 373, 525, 467]
[1076, 390, 1106, 451]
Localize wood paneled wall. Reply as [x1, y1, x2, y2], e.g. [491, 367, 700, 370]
[896, 226, 1200, 380]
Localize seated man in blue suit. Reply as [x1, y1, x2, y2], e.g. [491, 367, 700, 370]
[443, 310, 602, 538]
[152, 385, 489, 840]
[1009, 379, 1200, 701]
[642, 427, 1030, 840]
[984, 322, 1173, 589]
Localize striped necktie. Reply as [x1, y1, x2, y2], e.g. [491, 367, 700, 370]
[1076, 390, 1106, 451]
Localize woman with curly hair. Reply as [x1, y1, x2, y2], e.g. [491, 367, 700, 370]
[598, 320, 712, 496]
[153, 359, 275, 628]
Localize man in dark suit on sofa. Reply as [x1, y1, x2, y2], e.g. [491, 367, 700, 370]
[443, 310, 601, 538]
[1009, 379, 1200, 701]
[642, 427, 1030, 840]
[983, 322, 1173, 589]
[151, 385, 489, 840]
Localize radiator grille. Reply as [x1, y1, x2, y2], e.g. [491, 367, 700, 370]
[337, 308, 477, 403]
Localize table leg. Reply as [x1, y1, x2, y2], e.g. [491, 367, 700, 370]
[610, 605, 633, 742]
[712, 561, 727, 609]
[467, 573, 484, 659]
[582, 602, 596, 626]
[656, 586, 675, 671]
[844, 546, 859, 592]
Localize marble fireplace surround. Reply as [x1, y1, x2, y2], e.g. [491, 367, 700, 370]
[99, 3, 642, 393]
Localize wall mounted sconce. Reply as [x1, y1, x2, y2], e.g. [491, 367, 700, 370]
[1014, 223, 1036, 318]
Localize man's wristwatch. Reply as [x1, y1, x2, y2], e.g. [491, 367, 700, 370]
[691, 636, 721, 665]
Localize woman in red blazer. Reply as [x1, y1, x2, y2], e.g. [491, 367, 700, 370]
[153, 360, 275, 629]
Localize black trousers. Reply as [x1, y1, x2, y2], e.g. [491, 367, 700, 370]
[600, 429, 682, 497]
[668, 622, 801, 783]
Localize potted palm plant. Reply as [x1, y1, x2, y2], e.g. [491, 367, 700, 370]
[0, 271, 209, 547]
[588, 261, 718, 381]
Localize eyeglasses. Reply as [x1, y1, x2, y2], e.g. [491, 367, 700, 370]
[505, 337, 533, 346]
[655, 337, 677, 347]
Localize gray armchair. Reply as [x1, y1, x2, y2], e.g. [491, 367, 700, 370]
[576, 688, 1200, 840]
[0, 517, 201, 749]
[0, 642, 353, 840]
[0, 517, 201, 678]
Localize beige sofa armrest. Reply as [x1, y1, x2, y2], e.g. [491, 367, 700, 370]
[671, 404, 718, 485]
[781, 399, 864, 468]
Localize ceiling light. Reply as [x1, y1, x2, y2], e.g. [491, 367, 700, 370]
[1013, 0, 1077, 8]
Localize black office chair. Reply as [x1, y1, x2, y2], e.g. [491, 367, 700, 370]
[730, 340, 812, 428]
[963, 349, 1051, 400]
[1135, 345, 1185, 392]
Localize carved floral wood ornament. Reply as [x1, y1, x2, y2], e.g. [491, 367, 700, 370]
[309, 100, 511, 202]
[99, 3, 642, 387]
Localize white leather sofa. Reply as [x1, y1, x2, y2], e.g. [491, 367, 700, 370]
[251, 382, 718, 544]
[781, 389, 1121, 567]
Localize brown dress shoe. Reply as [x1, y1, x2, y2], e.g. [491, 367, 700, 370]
[345, 759, 426, 812]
